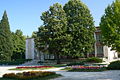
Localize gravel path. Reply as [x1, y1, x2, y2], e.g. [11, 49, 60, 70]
[0, 66, 120, 80]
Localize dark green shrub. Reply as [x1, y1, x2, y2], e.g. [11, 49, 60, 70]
[85, 57, 103, 63]
[67, 62, 84, 66]
[68, 67, 106, 72]
[0, 59, 32, 65]
[107, 60, 120, 70]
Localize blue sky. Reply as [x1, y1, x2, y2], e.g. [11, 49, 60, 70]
[0, 0, 114, 36]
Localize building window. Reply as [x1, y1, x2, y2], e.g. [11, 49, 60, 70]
[97, 46, 103, 54]
[96, 34, 101, 42]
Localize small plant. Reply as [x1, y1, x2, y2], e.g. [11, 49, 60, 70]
[85, 57, 103, 63]
[107, 60, 120, 70]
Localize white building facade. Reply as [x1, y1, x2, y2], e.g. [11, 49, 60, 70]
[25, 27, 118, 62]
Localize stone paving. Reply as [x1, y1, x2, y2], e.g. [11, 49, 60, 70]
[0, 66, 120, 80]
[55, 70, 120, 80]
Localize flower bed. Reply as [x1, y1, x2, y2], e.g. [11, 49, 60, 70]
[9, 66, 54, 71]
[16, 66, 52, 69]
[3, 71, 61, 80]
[65, 66, 106, 72]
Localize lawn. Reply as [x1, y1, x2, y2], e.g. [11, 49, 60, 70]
[44, 64, 67, 67]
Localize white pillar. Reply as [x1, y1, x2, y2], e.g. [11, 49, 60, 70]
[25, 38, 35, 59]
[94, 33, 97, 57]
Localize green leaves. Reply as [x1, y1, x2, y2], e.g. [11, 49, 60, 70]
[35, 0, 95, 59]
[11, 30, 26, 60]
[64, 0, 95, 57]
[0, 11, 13, 61]
[36, 3, 71, 57]
[100, 0, 120, 52]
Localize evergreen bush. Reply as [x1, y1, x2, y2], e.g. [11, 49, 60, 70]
[107, 60, 120, 70]
[85, 57, 103, 63]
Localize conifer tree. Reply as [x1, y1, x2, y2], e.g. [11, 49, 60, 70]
[11, 30, 26, 60]
[0, 11, 13, 61]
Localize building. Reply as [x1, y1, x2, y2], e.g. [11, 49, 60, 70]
[25, 27, 118, 62]
[94, 27, 118, 62]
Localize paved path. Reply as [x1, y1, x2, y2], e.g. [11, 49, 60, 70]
[0, 66, 120, 80]
[55, 70, 120, 80]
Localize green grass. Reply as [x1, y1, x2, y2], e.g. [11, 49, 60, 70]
[9, 67, 56, 71]
[61, 67, 72, 71]
[92, 63, 108, 66]
[0, 74, 62, 80]
[44, 64, 67, 67]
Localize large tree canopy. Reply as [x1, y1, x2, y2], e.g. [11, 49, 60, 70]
[100, 0, 120, 52]
[63, 0, 95, 57]
[36, 3, 72, 63]
[0, 11, 13, 61]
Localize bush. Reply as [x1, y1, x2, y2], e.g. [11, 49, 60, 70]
[68, 67, 106, 72]
[3, 73, 16, 78]
[107, 60, 120, 70]
[3, 71, 57, 80]
[85, 57, 103, 63]
[67, 62, 84, 66]
[0, 59, 32, 65]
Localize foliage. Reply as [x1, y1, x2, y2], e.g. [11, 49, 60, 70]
[63, 0, 95, 57]
[11, 30, 26, 60]
[100, 0, 120, 52]
[0, 59, 31, 65]
[36, 3, 72, 64]
[107, 60, 120, 70]
[0, 11, 13, 61]
[3, 71, 61, 80]
[63, 66, 106, 72]
[67, 62, 84, 66]
[68, 67, 106, 72]
[85, 57, 103, 63]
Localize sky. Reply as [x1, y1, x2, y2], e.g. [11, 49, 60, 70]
[0, 0, 115, 36]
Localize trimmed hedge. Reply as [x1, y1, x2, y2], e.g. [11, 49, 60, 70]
[85, 57, 103, 63]
[0, 59, 32, 65]
[68, 67, 106, 72]
[107, 60, 120, 70]
[67, 62, 84, 66]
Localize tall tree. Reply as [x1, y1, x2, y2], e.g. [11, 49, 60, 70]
[63, 0, 95, 57]
[0, 11, 13, 61]
[36, 3, 72, 63]
[11, 30, 26, 60]
[100, 0, 120, 52]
